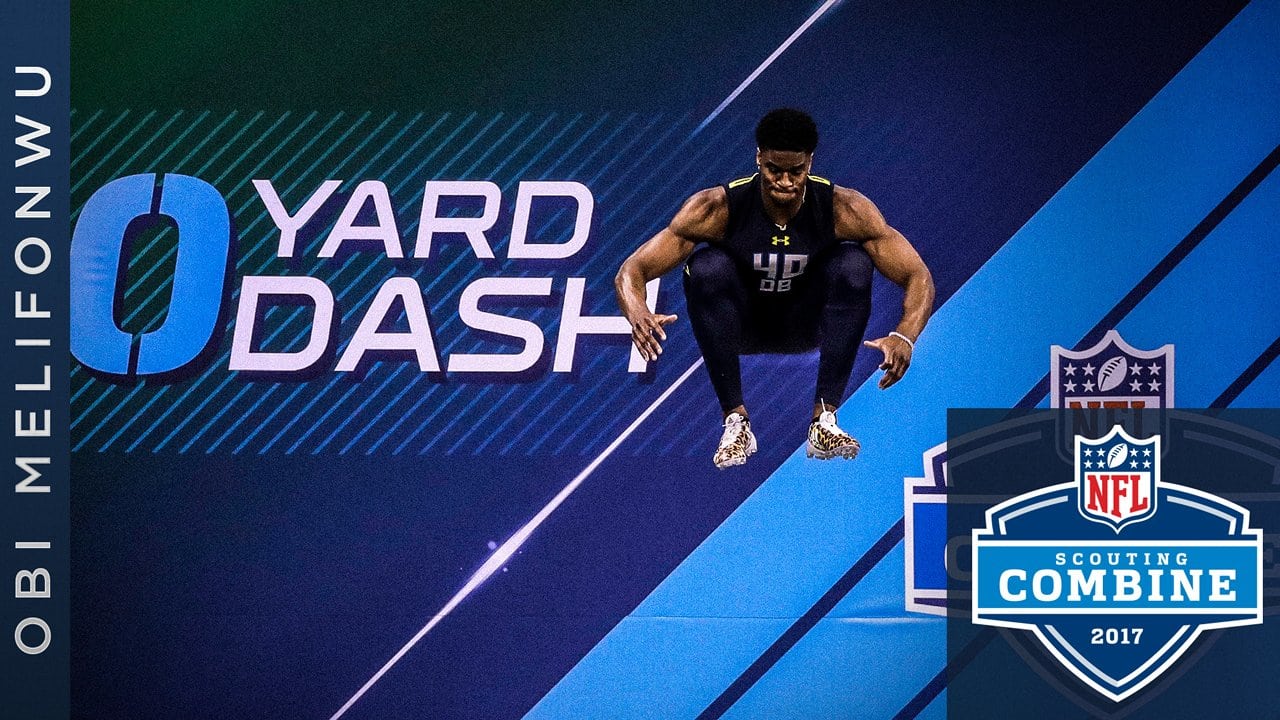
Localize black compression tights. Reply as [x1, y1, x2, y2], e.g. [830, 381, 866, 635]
[682, 243, 874, 412]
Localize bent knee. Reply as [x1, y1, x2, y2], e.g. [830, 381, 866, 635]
[824, 243, 873, 295]
[684, 246, 742, 295]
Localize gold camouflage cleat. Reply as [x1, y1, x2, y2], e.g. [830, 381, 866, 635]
[713, 412, 757, 469]
[807, 410, 860, 460]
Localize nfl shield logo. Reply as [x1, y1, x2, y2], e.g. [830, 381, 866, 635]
[1075, 426, 1159, 532]
[1051, 330, 1173, 409]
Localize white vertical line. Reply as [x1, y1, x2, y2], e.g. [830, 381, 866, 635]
[329, 360, 705, 720]
[693, 0, 843, 136]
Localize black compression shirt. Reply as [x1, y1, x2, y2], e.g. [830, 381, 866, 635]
[716, 173, 837, 301]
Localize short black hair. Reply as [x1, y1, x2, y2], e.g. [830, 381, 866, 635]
[755, 108, 818, 153]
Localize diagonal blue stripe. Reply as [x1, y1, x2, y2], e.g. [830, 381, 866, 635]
[528, 5, 1280, 716]
[70, 110, 162, 197]
[1229, 344, 1280, 407]
[192, 111, 265, 176]
[76, 108, 193, 201]
[447, 383, 525, 456]
[69, 108, 104, 143]
[71, 109, 131, 168]
[68, 376, 123, 432]
[287, 383, 363, 453]
[654, 384, 712, 456]
[73, 381, 147, 451]
[542, 350, 646, 456]
[497, 380, 581, 455]
[124, 109, 210, 172]
[728, 167, 1280, 719]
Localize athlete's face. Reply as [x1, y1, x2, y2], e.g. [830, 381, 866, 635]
[756, 148, 812, 206]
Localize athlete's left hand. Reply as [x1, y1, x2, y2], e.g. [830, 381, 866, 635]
[863, 335, 913, 389]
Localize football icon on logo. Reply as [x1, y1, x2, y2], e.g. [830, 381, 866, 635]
[1097, 356, 1128, 392]
[1106, 443, 1129, 468]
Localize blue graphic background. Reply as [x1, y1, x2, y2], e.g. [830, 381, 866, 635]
[65, 1, 1279, 718]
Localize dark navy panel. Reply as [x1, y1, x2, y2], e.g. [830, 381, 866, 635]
[4, 3, 70, 719]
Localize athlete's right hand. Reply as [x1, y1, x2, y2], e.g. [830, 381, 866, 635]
[630, 313, 678, 362]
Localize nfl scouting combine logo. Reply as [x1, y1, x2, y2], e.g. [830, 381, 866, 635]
[971, 425, 1264, 701]
[905, 332, 1175, 616]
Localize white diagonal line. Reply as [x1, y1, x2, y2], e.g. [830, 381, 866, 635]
[693, 0, 842, 136]
[329, 360, 704, 720]
[329, 3, 842, 713]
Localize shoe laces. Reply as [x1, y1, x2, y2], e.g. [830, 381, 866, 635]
[814, 410, 845, 435]
[720, 413, 748, 447]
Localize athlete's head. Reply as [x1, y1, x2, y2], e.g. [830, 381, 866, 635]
[755, 109, 817, 206]
[755, 108, 818, 154]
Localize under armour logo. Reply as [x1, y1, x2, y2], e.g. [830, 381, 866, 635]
[771, 234, 790, 246]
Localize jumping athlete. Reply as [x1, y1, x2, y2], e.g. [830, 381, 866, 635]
[615, 108, 935, 468]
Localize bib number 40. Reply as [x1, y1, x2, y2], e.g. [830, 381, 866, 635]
[753, 252, 808, 292]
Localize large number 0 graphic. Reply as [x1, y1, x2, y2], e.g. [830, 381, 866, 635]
[70, 174, 231, 375]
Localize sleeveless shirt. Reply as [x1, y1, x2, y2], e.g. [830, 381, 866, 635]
[718, 173, 837, 300]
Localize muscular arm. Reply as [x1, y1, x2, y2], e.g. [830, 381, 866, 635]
[615, 187, 727, 361]
[834, 186, 935, 387]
